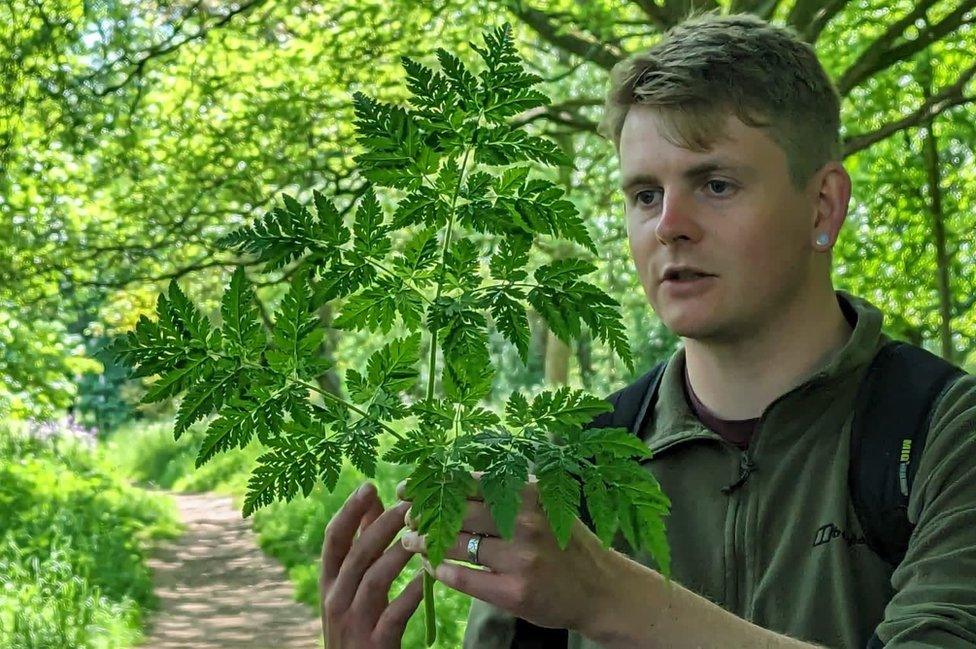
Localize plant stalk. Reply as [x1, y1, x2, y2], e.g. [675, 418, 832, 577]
[420, 138, 475, 646]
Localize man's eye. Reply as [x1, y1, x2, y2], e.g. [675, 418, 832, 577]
[634, 189, 660, 205]
[706, 180, 734, 195]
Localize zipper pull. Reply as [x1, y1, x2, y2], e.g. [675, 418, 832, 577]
[722, 451, 756, 495]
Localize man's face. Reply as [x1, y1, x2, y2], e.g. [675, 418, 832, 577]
[619, 105, 819, 343]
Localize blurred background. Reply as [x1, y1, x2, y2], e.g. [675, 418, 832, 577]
[1, 0, 974, 647]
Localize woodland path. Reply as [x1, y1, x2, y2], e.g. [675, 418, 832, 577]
[138, 491, 324, 649]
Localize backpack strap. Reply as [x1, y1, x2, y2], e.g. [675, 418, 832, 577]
[850, 340, 966, 568]
[614, 361, 669, 433]
[576, 362, 668, 529]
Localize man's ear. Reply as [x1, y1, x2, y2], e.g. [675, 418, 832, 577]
[810, 160, 851, 247]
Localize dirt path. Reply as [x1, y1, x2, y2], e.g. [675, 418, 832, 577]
[139, 491, 324, 649]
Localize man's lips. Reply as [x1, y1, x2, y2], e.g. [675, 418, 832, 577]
[659, 265, 717, 283]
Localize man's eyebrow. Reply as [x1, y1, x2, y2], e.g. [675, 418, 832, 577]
[619, 160, 752, 192]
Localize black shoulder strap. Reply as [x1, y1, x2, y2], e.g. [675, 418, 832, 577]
[607, 361, 669, 434]
[850, 340, 966, 567]
[573, 362, 668, 536]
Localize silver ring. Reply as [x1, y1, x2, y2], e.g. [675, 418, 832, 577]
[467, 533, 485, 565]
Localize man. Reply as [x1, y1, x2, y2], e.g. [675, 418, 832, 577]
[319, 12, 976, 648]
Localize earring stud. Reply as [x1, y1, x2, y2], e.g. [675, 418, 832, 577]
[816, 233, 830, 247]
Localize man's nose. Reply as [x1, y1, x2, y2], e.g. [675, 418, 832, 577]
[654, 189, 701, 245]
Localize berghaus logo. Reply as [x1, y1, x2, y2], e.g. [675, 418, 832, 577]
[813, 522, 867, 547]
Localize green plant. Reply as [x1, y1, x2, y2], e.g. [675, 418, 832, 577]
[0, 540, 142, 649]
[0, 421, 180, 649]
[110, 23, 671, 645]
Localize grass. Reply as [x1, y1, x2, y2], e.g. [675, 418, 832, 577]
[0, 424, 182, 649]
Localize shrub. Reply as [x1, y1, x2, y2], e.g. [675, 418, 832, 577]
[0, 421, 180, 649]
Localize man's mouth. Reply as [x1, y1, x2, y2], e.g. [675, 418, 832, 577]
[661, 266, 716, 283]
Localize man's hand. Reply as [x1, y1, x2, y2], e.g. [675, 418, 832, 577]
[320, 482, 424, 648]
[397, 472, 613, 634]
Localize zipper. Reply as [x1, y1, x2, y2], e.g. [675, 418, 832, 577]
[722, 447, 752, 610]
[719, 370, 829, 615]
[722, 450, 756, 495]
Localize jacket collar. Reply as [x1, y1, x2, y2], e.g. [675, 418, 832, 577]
[643, 290, 888, 452]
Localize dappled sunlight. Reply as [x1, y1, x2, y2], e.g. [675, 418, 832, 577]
[140, 493, 324, 649]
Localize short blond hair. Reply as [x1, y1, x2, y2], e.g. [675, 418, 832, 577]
[597, 12, 841, 188]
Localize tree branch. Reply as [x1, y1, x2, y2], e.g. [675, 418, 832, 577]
[78, 256, 240, 289]
[90, 0, 267, 97]
[730, 0, 784, 21]
[802, 0, 851, 43]
[836, 0, 975, 95]
[504, 1, 623, 71]
[787, 0, 827, 34]
[510, 105, 599, 133]
[843, 61, 976, 156]
[628, 0, 672, 31]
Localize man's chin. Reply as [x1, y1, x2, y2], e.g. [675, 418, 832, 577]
[659, 312, 724, 341]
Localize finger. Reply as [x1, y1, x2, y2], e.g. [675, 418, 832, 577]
[350, 536, 416, 613]
[427, 560, 521, 613]
[402, 531, 520, 573]
[330, 500, 411, 613]
[359, 491, 385, 535]
[403, 498, 498, 534]
[374, 569, 425, 645]
[460, 500, 502, 536]
[321, 483, 376, 591]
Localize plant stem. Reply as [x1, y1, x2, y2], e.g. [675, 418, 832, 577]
[365, 257, 433, 305]
[421, 136, 476, 647]
[471, 280, 538, 296]
[238, 360, 406, 442]
[298, 377, 406, 442]
[424, 574, 436, 645]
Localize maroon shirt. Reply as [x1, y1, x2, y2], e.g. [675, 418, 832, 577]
[682, 361, 758, 450]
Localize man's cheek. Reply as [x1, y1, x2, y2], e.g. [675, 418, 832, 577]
[632, 249, 653, 293]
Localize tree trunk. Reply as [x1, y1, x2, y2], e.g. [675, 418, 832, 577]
[577, 329, 593, 389]
[315, 302, 342, 396]
[543, 128, 576, 386]
[918, 48, 955, 362]
[545, 332, 571, 385]
[529, 308, 548, 381]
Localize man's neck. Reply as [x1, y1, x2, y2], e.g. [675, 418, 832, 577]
[683, 287, 854, 421]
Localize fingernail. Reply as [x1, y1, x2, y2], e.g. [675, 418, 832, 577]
[357, 483, 371, 498]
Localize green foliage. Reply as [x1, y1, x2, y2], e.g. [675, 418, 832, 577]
[74, 336, 135, 435]
[4, 0, 976, 453]
[0, 307, 102, 420]
[0, 543, 140, 649]
[0, 423, 181, 649]
[109, 23, 671, 639]
[104, 418, 260, 496]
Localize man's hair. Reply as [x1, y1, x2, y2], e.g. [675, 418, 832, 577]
[597, 12, 841, 189]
